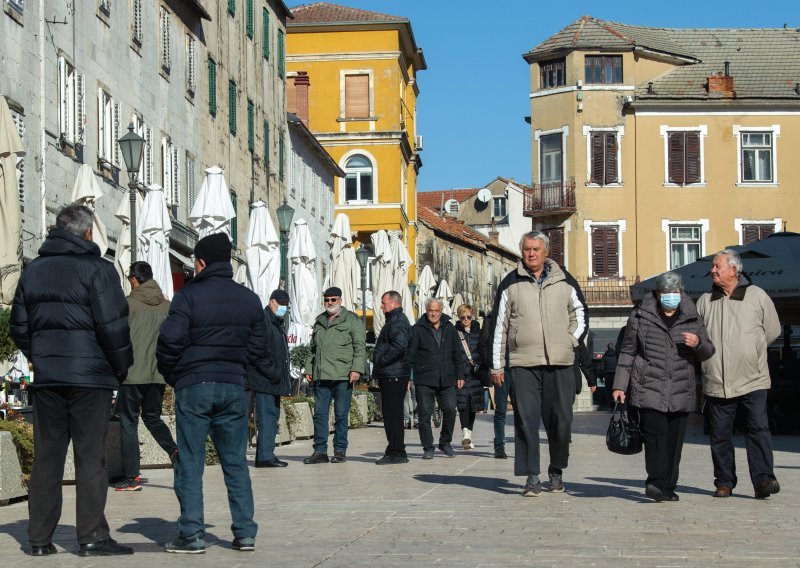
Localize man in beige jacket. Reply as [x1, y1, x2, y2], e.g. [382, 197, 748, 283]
[697, 249, 781, 500]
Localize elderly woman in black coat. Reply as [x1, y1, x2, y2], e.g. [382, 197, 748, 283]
[455, 304, 483, 450]
[613, 271, 715, 502]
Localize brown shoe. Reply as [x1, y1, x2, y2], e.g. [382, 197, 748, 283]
[754, 479, 780, 499]
[713, 486, 732, 498]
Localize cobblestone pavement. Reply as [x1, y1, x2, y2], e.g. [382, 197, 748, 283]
[1, 411, 799, 567]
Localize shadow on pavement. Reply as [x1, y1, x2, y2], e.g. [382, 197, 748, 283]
[413, 474, 519, 495]
[586, 476, 710, 498]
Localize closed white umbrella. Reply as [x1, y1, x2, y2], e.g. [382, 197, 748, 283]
[70, 164, 109, 256]
[287, 218, 318, 349]
[326, 213, 359, 312]
[189, 165, 236, 239]
[113, 189, 143, 295]
[370, 230, 393, 336]
[388, 231, 415, 323]
[451, 292, 465, 315]
[244, 200, 280, 307]
[416, 264, 436, 318]
[435, 279, 454, 317]
[139, 184, 173, 299]
[0, 95, 25, 306]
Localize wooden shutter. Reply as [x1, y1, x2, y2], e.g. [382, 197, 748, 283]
[604, 133, 618, 184]
[262, 8, 270, 58]
[590, 134, 604, 184]
[208, 58, 217, 116]
[544, 228, 564, 267]
[685, 132, 701, 184]
[345, 75, 369, 118]
[668, 132, 686, 185]
[591, 226, 619, 278]
[742, 224, 775, 245]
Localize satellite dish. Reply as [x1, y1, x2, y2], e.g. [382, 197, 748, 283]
[444, 199, 459, 215]
[477, 188, 492, 203]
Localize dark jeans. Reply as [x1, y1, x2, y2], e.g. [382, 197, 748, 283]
[707, 389, 776, 489]
[118, 383, 177, 478]
[312, 380, 352, 454]
[415, 384, 456, 452]
[638, 408, 688, 492]
[459, 408, 476, 431]
[493, 375, 511, 451]
[254, 392, 281, 462]
[379, 377, 409, 456]
[510, 365, 575, 477]
[29, 387, 112, 546]
[174, 382, 257, 541]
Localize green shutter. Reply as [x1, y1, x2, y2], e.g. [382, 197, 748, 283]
[208, 58, 217, 116]
[278, 30, 285, 79]
[278, 132, 285, 181]
[247, 100, 254, 152]
[263, 120, 270, 167]
[229, 80, 237, 135]
[262, 8, 269, 59]
[230, 192, 238, 247]
[228, 0, 235, 15]
[246, 0, 254, 39]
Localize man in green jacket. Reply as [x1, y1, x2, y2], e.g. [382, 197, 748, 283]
[115, 261, 178, 491]
[303, 287, 366, 464]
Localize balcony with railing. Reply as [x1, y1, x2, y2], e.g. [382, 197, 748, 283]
[576, 276, 638, 307]
[523, 177, 576, 217]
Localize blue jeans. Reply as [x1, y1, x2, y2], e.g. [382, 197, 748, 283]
[255, 393, 280, 462]
[493, 374, 511, 451]
[174, 382, 257, 541]
[312, 380, 352, 454]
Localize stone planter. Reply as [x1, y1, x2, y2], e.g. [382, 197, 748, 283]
[0, 431, 26, 505]
[139, 415, 177, 468]
[353, 394, 369, 426]
[289, 402, 314, 439]
[276, 407, 292, 445]
[64, 421, 124, 481]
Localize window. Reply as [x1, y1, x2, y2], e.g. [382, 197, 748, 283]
[208, 57, 217, 116]
[186, 153, 197, 212]
[487, 262, 493, 285]
[741, 132, 773, 183]
[539, 133, 563, 183]
[131, 114, 153, 185]
[540, 58, 565, 89]
[447, 248, 454, 271]
[289, 150, 296, 196]
[590, 131, 618, 185]
[278, 131, 285, 181]
[344, 74, 369, 118]
[161, 137, 180, 208]
[228, 80, 237, 135]
[669, 226, 701, 269]
[6, 0, 23, 16]
[591, 225, 619, 278]
[97, 88, 120, 167]
[543, 227, 564, 267]
[10, 108, 25, 205]
[230, 191, 238, 246]
[344, 154, 373, 203]
[246, 0, 254, 38]
[668, 131, 701, 185]
[467, 255, 474, 278]
[99, 0, 110, 14]
[159, 5, 170, 71]
[585, 55, 622, 84]
[277, 30, 285, 79]
[263, 119, 270, 167]
[262, 8, 269, 58]
[227, 0, 235, 15]
[58, 56, 85, 144]
[493, 196, 507, 218]
[131, 0, 142, 45]
[186, 34, 196, 95]
[742, 223, 775, 245]
[247, 99, 254, 152]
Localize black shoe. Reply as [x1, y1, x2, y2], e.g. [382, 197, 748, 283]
[255, 458, 288, 468]
[303, 452, 329, 464]
[165, 534, 206, 554]
[754, 479, 780, 499]
[78, 539, 134, 556]
[29, 544, 57, 556]
[645, 483, 667, 503]
[232, 537, 255, 551]
[422, 449, 434, 460]
[665, 491, 680, 502]
[376, 454, 409, 465]
[330, 451, 347, 463]
[494, 448, 508, 459]
[437, 444, 455, 458]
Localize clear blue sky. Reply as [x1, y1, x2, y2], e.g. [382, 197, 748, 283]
[288, 1, 796, 192]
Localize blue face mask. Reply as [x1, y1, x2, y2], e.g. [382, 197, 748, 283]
[659, 293, 681, 310]
[275, 305, 288, 318]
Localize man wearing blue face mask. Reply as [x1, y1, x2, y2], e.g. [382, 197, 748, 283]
[247, 289, 293, 468]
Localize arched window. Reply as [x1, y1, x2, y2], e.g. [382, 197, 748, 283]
[344, 154, 373, 203]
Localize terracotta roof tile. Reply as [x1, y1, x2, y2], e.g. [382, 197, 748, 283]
[418, 189, 479, 211]
[418, 206, 488, 249]
[290, 2, 407, 25]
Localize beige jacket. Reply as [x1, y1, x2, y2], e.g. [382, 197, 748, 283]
[696, 280, 780, 399]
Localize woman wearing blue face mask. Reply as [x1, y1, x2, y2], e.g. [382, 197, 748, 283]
[612, 272, 715, 502]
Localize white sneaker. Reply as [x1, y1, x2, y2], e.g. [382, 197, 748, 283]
[462, 428, 474, 450]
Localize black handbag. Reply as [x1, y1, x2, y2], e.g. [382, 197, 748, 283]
[606, 401, 643, 455]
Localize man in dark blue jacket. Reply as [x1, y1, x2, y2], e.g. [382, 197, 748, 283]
[11, 204, 133, 557]
[157, 233, 271, 554]
[372, 291, 411, 465]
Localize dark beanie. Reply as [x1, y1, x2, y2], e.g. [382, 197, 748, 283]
[323, 286, 342, 297]
[194, 233, 232, 264]
[269, 289, 290, 304]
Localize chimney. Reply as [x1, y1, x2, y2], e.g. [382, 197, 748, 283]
[707, 63, 734, 97]
[294, 71, 311, 127]
[488, 219, 499, 245]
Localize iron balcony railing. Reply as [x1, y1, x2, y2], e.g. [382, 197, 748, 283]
[576, 276, 639, 306]
[523, 177, 577, 217]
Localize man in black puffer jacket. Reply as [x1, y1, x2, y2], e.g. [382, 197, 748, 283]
[11, 204, 133, 557]
[157, 232, 272, 554]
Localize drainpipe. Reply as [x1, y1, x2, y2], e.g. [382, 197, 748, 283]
[39, 0, 47, 241]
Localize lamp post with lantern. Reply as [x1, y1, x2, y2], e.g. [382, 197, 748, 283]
[117, 124, 145, 262]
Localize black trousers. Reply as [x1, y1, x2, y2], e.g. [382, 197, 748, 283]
[379, 377, 409, 456]
[638, 408, 688, 492]
[707, 389, 776, 489]
[510, 365, 575, 477]
[415, 384, 456, 452]
[29, 387, 113, 546]
[459, 408, 476, 431]
[118, 383, 177, 478]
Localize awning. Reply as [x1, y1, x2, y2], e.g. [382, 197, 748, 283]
[169, 248, 193, 268]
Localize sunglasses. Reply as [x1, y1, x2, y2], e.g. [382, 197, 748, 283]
[323, 297, 340, 304]
[459, 315, 473, 321]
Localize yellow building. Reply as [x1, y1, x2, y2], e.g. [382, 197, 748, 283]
[524, 16, 800, 329]
[286, 2, 425, 271]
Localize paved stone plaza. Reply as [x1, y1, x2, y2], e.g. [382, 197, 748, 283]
[1, 411, 798, 567]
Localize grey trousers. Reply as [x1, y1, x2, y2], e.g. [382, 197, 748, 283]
[510, 365, 575, 477]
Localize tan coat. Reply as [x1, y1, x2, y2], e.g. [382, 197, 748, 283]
[127, 279, 170, 385]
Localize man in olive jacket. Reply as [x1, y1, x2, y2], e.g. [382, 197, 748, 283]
[303, 287, 366, 464]
[408, 298, 466, 459]
[116, 261, 177, 492]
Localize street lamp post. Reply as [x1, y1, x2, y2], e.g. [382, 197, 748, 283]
[118, 124, 145, 263]
[408, 281, 416, 318]
[276, 200, 295, 332]
[355, 243, 370, 335]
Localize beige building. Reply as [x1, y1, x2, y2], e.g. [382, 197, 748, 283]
[523, 17, 800, 333]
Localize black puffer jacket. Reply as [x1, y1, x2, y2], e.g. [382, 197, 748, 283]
[613, 293, 715, 412]
[372, 307, 411, 378]
[455, 320, 484, 413]
[408, 314, 466, 387]
[10, 229, 132, 390]
[246, 307, 291, 396]
[157, 262, 270, 391]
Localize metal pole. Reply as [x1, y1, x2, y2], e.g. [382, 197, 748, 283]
[361, 264, 368, 380]
[280, 228, 289, 333]
[129, 175, 138, 263]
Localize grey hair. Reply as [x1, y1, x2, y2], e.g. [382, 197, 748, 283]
[519, 230, 549, 254]
[425, 297, 443, 310]
[655, 271, 683, 293]
[382, 290, 402, 304]
[56, 204, 93, 237]
[715, 249, 743, 275]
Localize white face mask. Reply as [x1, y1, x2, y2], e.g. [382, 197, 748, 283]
[659, 293, 681, 310]
[275, 305, 288, 318]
